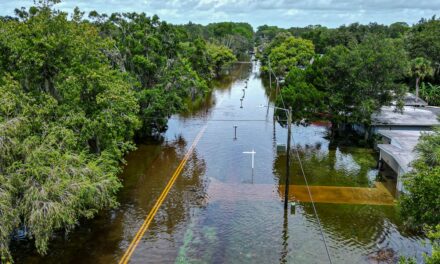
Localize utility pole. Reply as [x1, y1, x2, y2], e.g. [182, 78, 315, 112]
[284, 107, 292, 210]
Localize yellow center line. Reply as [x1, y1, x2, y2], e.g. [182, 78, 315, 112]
[118, 125, 208, 264]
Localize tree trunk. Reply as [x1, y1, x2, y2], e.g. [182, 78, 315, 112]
[415, 77, 420, 102]
[44, 78, 50, 94]
[330, 121, 337, 139]
[191, 87, 196, 101]
[364, 124, 370, 141]
[88, 136, 101, 154]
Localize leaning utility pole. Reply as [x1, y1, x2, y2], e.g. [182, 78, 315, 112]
[284, 107, 292, 210]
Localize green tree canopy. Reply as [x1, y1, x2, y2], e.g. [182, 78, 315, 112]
[306, 36, 408, 128]
[0, 1, 239, 261]
[207, 43, 237, 76]
[399, 129, 440, 264]
[267, 36, 315, 76]
[410, 57, 434, 99]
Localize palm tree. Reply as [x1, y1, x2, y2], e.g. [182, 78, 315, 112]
[410, 57, 433, 102]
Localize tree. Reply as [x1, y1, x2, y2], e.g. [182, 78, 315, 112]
[399, 129, 440, 263]
[207, 43, 237, 76]
[305, 36, 408, 137]
[255, 25, 288, 45]
[268, 36, 315, 76]
[180, 37, 213, 81]
[180, 22, 254, 58]
[420, 82, 440, 106]
[0, 1, 244, 261]
[389, 22, 409, 38]
[278, 68, 323, 123]
[400, 129, 440, 227]
[425, 225, 440, 264]
[410, 57, 433, 100]
[0, 3, 140, 259]
[406, 17, 440, 63]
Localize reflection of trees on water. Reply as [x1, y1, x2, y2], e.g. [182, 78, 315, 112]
[11, 136, 208, 264]
[178, 63, 251, 119]
[213, 63, 250, 90]
[273, 141, 378, 187]
[298, 202, 427, 259]
[271, 129, 426, 261]
[157, 139, 208, 232]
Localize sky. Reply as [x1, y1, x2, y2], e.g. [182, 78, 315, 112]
[1, 0, 439, 28]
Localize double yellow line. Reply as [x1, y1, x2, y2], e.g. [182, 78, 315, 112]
[118, 125, 208, 264]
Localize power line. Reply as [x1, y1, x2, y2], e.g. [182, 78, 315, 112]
[269, 57, 332, 262]
[290, 135, 333, 264]
[268, 60, 287, 114]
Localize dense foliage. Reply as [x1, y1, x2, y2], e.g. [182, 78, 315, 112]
[260, 34, 408, 131]
[87, 12, 239, 135]
[0, 1, 244, 261]
[399, 129, 440, 263]
[309, 37, 408, 131]
[400, 129, 440, 228]
[178, 21, 254, 58]
[257, 18, 440, 262]
[257, 17, 440, 108]
[263, 36, 315, 76]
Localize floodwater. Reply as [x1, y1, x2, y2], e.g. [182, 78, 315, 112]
[12, 61, 430, 263]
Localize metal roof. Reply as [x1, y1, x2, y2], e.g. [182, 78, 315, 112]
[377, 130, 431, 173]
[372, 106, 440, 126]
[390, 92, 428, 107]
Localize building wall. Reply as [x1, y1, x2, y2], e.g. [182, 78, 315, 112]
[380, 149, 407, 193]
[372, 125, 433, 133]
[380, 150, 400, 173]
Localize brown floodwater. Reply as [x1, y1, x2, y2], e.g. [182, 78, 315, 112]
[11, 61, 430, 263]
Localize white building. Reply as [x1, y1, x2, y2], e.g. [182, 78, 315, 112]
[376, 130, 430, 192]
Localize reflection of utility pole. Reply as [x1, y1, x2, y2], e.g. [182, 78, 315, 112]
[273, 115, 277, 148]
[284, 107, 292, 210]
[233, 125, 238, 140]
[258, 105, 292, 210]
[279, 209, 289, 264]
[240, 98, 243, 108]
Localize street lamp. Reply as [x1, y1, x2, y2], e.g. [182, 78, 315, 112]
[259, 104, 292, 210]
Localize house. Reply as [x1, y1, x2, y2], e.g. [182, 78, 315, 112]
[377, 130, 431, 193]
[370, 105, 440, 132]
[353, 93, 438, 136]
[353, 105, 440, 136]
[354, 93, 439, 193]
[391, 92, 428, 107]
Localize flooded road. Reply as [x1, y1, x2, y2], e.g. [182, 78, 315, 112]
[13, 61, 430, 263]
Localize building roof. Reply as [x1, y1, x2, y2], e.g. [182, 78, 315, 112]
[377, 130, 431, 173]
[372, 106, 440, 127]
[390, 92, 428, 107]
